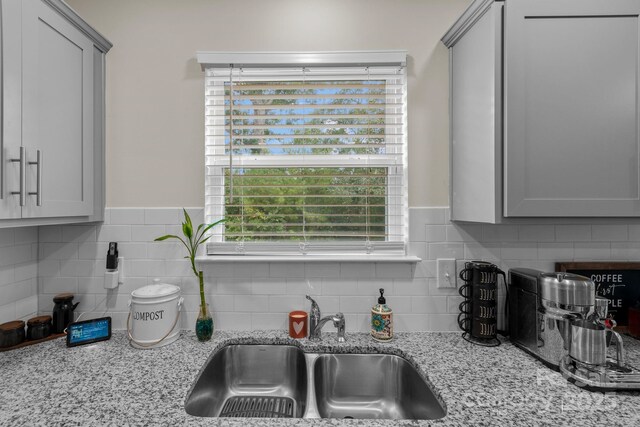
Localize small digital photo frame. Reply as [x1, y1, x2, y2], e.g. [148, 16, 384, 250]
[66, 317, 112, 347]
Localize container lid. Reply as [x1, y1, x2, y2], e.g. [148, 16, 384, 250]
[0, 320, 25, 332]
[53, 293, 74, 303]
[131, 283, 180, 299]
[539, 272, 595, 308]
[27, 315, 52, 326]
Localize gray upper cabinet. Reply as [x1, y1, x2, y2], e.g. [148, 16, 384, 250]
[0, 0, 111, 226]
[443, 0, 640, 222]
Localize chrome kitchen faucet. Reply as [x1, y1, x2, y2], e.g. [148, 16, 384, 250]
[306, 295, 346, 342]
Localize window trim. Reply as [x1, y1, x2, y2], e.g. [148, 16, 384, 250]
[199, 51, 408, 257]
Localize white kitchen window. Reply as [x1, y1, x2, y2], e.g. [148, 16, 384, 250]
[198, 52, 407, 256]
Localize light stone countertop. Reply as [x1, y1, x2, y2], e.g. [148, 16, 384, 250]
[1, 330, 640, 426]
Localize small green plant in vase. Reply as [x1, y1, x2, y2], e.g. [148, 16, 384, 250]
[155, 209, 224, 342]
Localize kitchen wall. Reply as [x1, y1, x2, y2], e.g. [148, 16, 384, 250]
[37, 207, 640, 332]
[0, 228, 39, 324]
[64, 0, 472, 208]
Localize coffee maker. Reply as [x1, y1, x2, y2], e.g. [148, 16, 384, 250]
[509, 267, 640, 390]
[509, 268, 595, 369]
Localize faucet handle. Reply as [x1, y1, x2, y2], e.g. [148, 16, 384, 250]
[306, 295, 319, 313]
[333, 312, 346, 343]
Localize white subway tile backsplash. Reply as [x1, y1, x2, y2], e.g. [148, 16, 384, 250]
[407, 242, 427, 259]
[304, 262, 341, 278]
[518, 225, 555, 242]
[215, 312, 252, 331]
[0, 302, 16, 323]
[15, 260, 38, 282]
[60, 259, 97, 277]
[411, 296, 448, 314]
[413, 260, 436, 279]
[40, 277, 78, 294]
[483, 225, 518, 242]
[447, 295, 464, 314]
[394, 314, 429, 332]
[234, 295, 269, 312]
[339, 296, 373, 314]
[556, 225, 592, 242]
[39, 243, 78, 261]
[464, 243, 501, 261]
[426, 314, 458, 331]
[62, 225, 97, 243]
[0, 266, 14, 287]
[321, 279, 359, 296]
[109, 208, 146, 225]
[425, 225, 446, 242]
[611, 243, 640, 260]
[14, 295, 37, 320]
[500, 242, 538, 260]
[97, 225, 131, 242]
[144, 208, 181, 225]
[537, 242, 574, 260]
[393, 278, 429, 296]
[592, 225, 628, 242]
[285, 279, 320, 295]
[252, 313, 287, 330]
[428, 242, 464, 260]
[251, 279, 286, 295]
[78, 242, 107, 260]
[446, 224, 482, 242]
[131, 225, 166, 242]
[38, 226, 62, 243]
[0, 207, 635, 334]
[311, 295, 340, 314]
[574, 242, 611, 260]
[339, 263, 375, 279]
[268, 295, 306, 313]
[217, 278, 252, 295]
[113, 243, 147, 260]
[269, 263, 305, 278]
[147, 242, 182, 259]
[0, 229, 14, 246]
[14, 227, 37, 245]
[0, 279, 36, 305]
[374, 263, 413, 279]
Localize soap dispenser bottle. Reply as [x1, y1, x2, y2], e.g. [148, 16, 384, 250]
[371, 288, 393, 341]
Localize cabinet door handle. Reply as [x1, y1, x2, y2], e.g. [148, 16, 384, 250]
[28, 150, 42, 206]
[9, 146, 26, 206]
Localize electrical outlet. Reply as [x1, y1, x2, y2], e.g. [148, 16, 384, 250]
[437, 258, 457, 288]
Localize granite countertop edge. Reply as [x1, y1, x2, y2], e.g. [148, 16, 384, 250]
[1, 330, 640, 426]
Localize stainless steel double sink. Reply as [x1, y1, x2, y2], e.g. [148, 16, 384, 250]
[185, 344, 446, 420]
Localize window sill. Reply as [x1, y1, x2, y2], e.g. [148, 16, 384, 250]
[196, 255, 421, 263]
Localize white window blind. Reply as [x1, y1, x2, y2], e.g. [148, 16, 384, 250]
[202, 57, 407, 255]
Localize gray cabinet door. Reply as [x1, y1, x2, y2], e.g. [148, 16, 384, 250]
[450, 2, 503, 223]
[0, 0, 22, 219]
[504, 0, 640, 217]
[21, 0, 94, 218]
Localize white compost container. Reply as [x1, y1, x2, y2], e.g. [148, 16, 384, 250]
[127, 282, 183, 349]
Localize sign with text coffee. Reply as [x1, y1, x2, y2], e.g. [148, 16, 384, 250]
[556, 262, 640, 327]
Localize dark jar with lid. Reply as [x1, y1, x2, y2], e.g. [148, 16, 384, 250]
[0, 320, 26, 348]
[52, 293, 79, 334]
[27, 315, 52, 340]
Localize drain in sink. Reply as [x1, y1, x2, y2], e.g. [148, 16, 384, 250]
[219, 396, 295, 418]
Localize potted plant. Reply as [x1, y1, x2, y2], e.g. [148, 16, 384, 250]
[155, 209, 224, 342]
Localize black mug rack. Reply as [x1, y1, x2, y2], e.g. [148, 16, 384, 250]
[457, 260, 506, 347]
